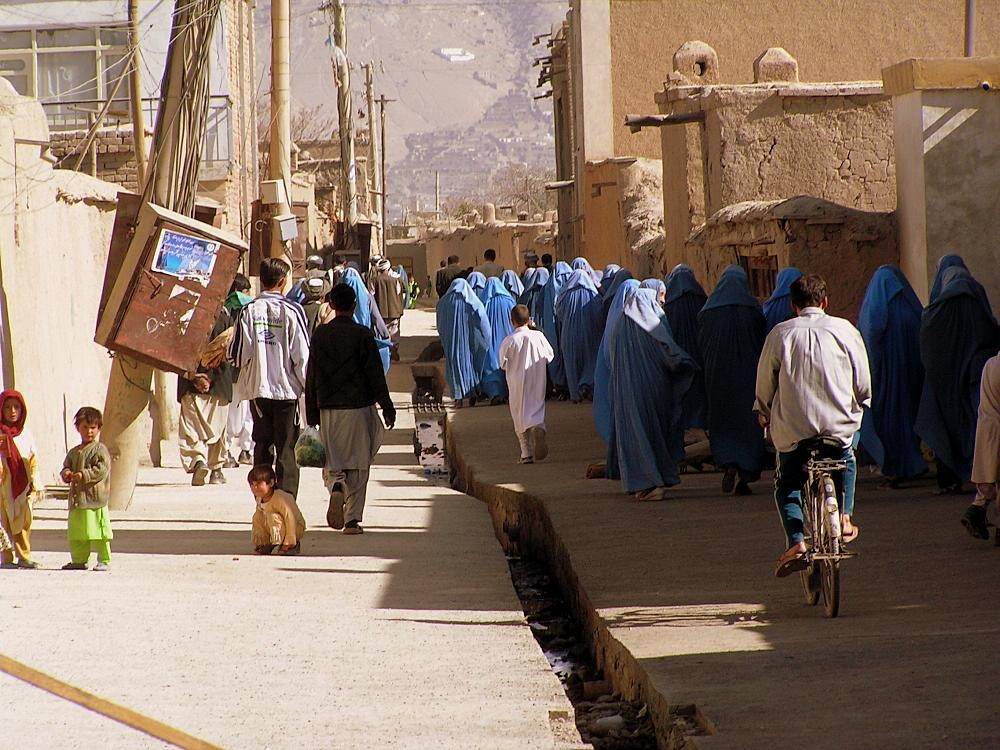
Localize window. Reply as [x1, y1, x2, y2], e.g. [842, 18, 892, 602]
[0, 25, 129, 128]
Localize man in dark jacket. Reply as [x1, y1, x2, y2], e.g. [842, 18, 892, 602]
[435, 255, 463, 298]
[306, 284, 396, 535]
[179, 309, 234, 486]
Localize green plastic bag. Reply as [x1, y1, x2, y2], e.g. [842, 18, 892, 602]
[294, 427, 326, 468]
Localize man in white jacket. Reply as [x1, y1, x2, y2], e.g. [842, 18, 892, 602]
[228, 258, 310, 498]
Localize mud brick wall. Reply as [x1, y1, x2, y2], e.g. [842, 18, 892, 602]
[48, 128, 140, 192]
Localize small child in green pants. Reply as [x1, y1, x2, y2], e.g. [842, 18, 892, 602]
[61, 407, 113, 571]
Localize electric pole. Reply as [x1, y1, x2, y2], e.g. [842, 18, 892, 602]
[323, 1, 358, 254]
[363, 61, 382, 252]
[269, 0, 292, 259]
[375, 94, 395, 255]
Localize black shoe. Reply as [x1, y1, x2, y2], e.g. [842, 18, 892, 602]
[327, 483, 345, 529]
[733, 480, 753, 496]
[191, 461, 209, 487]
[722, 466, 737, 494]
[254, 545, 276, 556]
[238, 450, 253, 466]
[343, 520, 363, 535]
[61, 562, 88, 570]
[961, 504, 990, 540]
[209, 469, 226, 485]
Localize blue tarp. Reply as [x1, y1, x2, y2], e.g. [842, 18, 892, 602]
[606, 288, 696, 492]
[340, 268, 392, 373]
[541, 261, 573, 387]
[467, 271, 488, 303]
[501, 269, 524, 299]
[663, 264, 707, 430]
[915, 266, 1000, 480]
[593, 279, 640, 443]
[436, 278, 493, 401]
[929, 254, 966, 302]
[555, 269, 601, 401]
[857, 266, 926, 479]
[697, 266, 766, 480]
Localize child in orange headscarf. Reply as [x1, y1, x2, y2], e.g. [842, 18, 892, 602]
[0, 390, 39, 569]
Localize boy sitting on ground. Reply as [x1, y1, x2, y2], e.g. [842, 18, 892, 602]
[248, 465, 305, 555]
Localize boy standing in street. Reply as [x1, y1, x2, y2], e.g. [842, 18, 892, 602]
[499, 305, 554, 464]
[61, 407, 113, 571]
[228, 258, 310, 498]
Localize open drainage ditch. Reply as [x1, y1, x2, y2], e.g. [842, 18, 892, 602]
[506, 553, 659, 749]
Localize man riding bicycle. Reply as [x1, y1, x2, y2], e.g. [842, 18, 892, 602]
[754, 274, 872, 577]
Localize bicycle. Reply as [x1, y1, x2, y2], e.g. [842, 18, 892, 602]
[797, 437, 858, 618]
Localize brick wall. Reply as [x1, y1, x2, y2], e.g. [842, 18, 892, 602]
[49, 128, 141, 192]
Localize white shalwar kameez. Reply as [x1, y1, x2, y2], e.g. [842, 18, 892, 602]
[499, 326, 554, 458]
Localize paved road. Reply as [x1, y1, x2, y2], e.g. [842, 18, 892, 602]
[450, 398, 1000, 749]
[0, 310, 571, 750]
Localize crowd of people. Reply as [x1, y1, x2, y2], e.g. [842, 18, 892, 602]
[0, 252, 407, 570]
[436, 251, 1000, 572]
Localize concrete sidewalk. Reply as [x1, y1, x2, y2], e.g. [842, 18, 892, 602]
[0, 310, 572, 750]
[449, 400, 1000, 749]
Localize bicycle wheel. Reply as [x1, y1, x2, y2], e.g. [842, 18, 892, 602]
[821, 559, 840, 618]
[800, 563, 820, 605]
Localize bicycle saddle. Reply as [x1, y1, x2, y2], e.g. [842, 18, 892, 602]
[799, 436, 845, 453]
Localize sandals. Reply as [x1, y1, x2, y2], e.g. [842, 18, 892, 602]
[842, 522, 861, 544]
[635, 487, 668, 502]
[774, 548, 809, 578]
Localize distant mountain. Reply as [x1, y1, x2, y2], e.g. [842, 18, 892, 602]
[254, 0, 565, 218]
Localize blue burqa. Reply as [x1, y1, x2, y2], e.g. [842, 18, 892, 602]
[663, 264, 707, 430]
[640, 278, 666, 302]
[397, 265, 411, 309]
[520, 266, 549, 324]
[606, 288, 697, 492]
[915, 267, 1000, 480]
[600, 265, 621, 296]
[340, 268, 392, 373]
[467, 271, 488, 303]
[762, 267, 803, 333]
[541, 261, 573, 386]
[555, 269, 601, 401]
[571, 256, 601, 285]
[593, 279, 640, 443]
[481, 278, 515, 400]
[929, 254, 966, 302]
[501, 269, 524, 299]
[436, 278, 493, 401]
[601, 268, 635, 322]
[697, 266, 767, 479]
[857, 266, 926, 479]
[521, 267, 538, 292]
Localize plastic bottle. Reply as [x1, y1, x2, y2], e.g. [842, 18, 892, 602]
[823, 477, 841, 540]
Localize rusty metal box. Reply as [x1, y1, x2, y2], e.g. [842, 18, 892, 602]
[95, 201, 248, 374]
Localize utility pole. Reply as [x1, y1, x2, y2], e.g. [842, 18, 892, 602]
[363, 61, 382, 252]
[324, 1, 358, 254]
[965, 0, 976, 56]
[375, 94, 395, 254]
[434, 170, 440, 219]
[103, 0, 222, 510]
[269, 0, 292, 259]
[128, 0, 170, 467]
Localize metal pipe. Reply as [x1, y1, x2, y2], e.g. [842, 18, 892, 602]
[965, 0, 975, 57]
[269, 0, 292, 258]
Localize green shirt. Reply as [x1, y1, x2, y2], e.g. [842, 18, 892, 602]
[63, 441, 111, 510]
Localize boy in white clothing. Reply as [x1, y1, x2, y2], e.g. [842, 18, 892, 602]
[498, 305, 554, 464]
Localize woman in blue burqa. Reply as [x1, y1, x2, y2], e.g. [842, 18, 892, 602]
[480, 277, 516, 403]
[857, 266, 926, 486]
[593, 278, 640, 444]
[663, 264, 707, 431]
[599, 265, 621, 296]
[519, 266, 549, 324]
[467, 271, 488, 303]
[436, 278, 493, 406]
[555, 268, 601, 402]
[640, 278, 666, 305]
[337, 267, 392, 373]
[571, 256, 601, 285]
[541, 261, 573, 394]
[915, 264, 1000, 492]
[600, 268, 635, 325]
[697, 265, 767, 495]
[606, 287, 697, 501]
[501, 269, 524, 299]
[929, 253, 966, 302]
[762, 267, 803, 333]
